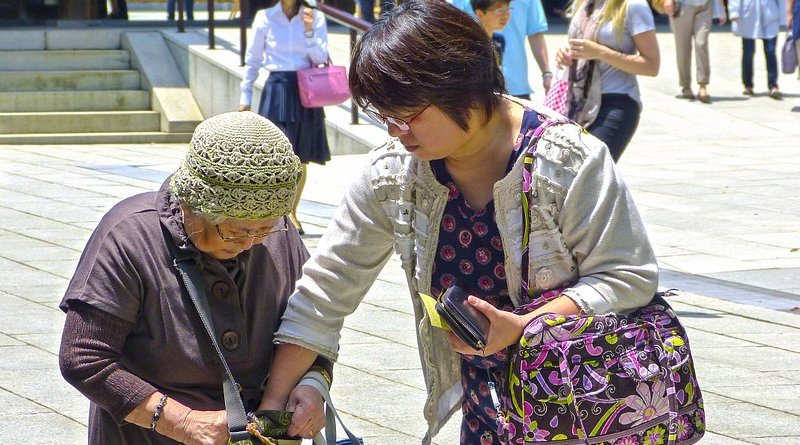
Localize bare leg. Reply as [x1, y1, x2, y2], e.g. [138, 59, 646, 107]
[289, 163, 307, 234]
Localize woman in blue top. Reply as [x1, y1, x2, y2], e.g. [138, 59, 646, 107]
[555, 0, 660, 162]
[239, 0, 332, 235]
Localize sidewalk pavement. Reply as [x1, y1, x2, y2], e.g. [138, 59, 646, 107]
[1, 23, 799, 445]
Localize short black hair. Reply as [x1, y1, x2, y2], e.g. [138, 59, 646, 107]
[471, 0, 510, 13]
[348, 0, 505, 131]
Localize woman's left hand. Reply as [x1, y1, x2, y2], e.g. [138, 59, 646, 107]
[285, 384, 326, 439]
[302, 7, 314, 33]
[444, 296, 528, 357]
[568, 38, 605, 61]
[445, 295, 582, 357]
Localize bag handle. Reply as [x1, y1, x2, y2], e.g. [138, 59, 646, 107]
[307, 56, 334, 68]
[301, 375, 363, 445]
[161, 224, 252, 442]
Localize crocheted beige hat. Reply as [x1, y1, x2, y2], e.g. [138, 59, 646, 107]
[170, 111, 301, 220]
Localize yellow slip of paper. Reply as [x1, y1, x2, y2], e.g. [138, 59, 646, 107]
[418, 292, 451, 331]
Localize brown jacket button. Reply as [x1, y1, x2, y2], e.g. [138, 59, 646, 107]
[221, 330, 240, 351]
[211, 281, 230, 299]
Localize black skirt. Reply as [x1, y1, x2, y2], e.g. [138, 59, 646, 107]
[258, 71, 331, 165]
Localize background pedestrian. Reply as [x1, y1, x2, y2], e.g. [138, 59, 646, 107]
[729, 0, 788, 98]
[555, 0, 660, 161]
[663, 0, 727, 102]
[239, 0, 333, 235]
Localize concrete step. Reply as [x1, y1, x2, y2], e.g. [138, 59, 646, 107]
[0, 111, 161, 134]
[0, 91, 150, 112]
[0, 132, 194, 145]
[0, 50, 131, 71]
[0, 70, 140, 92]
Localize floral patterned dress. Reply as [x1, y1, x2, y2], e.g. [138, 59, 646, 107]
[430, 109, 542, 445]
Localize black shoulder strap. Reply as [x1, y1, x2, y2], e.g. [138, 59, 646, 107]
[159, 223, 251, 442]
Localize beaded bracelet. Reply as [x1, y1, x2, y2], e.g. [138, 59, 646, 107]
[150, 394, 169, 431]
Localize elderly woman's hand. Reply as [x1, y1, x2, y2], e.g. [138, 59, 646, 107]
[285, 384, 326, 439]
[178, 409, 229, 445]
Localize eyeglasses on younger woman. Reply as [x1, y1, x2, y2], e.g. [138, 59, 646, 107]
[362, 103, 430, 131]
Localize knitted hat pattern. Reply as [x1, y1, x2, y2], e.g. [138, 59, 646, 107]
[170, 111, 302, 220]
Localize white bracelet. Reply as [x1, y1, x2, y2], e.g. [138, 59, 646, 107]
[304, 30, 314, 38]
[297, 370, 330, 393]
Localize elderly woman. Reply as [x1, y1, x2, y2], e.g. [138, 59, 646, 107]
[59, 112, 329, 445]
[258, 1, 659, 444]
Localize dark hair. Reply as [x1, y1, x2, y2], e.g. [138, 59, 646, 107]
[471, 0, 510, 12]
[349, 0, 505, 131]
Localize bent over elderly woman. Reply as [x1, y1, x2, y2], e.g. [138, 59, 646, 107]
[59, 112, 329, 445]
[257, 1, 659, 444]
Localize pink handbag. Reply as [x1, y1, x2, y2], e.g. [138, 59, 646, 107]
[542, 68, 569, 116]
[297, 59, 351, 108]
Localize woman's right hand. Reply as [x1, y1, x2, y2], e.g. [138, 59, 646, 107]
[663, 0, 675, 17]
[555, 46, 573, 67]
[238, 104, 251, 112]
[178, 409, 229, 445]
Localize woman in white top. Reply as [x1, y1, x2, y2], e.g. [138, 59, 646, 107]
[239, 0, 331, 235]
[728, 0, 787, 98]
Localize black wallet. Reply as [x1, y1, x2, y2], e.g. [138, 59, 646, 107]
[435, 285, 490, 351]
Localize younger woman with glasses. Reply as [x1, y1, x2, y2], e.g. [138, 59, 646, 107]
[260, 1, 658, 444]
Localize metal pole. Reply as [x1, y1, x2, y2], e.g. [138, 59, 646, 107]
[349, 28, 358, 125]
[177, 0, 185, 32]
[239, 0, 250, 67]
[208, 0, 216, 49]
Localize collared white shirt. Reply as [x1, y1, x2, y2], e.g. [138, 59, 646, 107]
[240, 3, 329, 106]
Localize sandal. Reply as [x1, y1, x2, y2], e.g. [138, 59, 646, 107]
[742, 87, 754, 96]
[769, 88, 782, 100]
[697, 86, 711, 104]
[680, 88, 695, 100]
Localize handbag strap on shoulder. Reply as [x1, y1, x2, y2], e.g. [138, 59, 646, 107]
[160, 223, 251, 442]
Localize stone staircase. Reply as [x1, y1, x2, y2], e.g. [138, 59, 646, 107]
[0, 30, 201, 144]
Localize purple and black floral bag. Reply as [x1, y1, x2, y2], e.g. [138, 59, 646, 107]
[498, 292, 704, 445]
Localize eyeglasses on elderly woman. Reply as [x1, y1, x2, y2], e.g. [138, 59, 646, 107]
[215, 217, 289, 242]
[362, 103, 430, 131]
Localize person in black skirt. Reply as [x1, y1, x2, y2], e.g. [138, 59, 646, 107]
[239, 0, 332, 235]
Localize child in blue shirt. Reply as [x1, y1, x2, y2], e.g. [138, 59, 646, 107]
[471, 0, 512, 64]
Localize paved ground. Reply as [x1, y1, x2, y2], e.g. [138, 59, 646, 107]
[1, 18, 799, 445]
